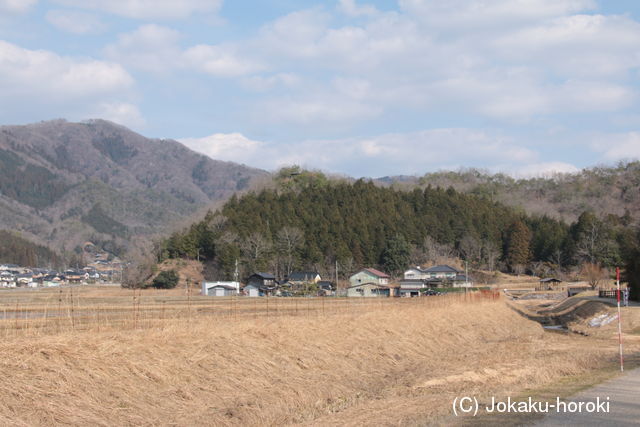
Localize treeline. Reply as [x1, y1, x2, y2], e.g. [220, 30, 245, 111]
[156, 169, 635, 290]
[0, 230, 63, 268]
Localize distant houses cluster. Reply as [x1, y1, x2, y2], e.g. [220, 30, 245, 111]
[0, 260, 124, 288]
[202, 264, 473, 297]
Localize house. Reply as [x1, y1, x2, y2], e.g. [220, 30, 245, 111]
[349, 268, 390, 287]
[403, 265, 460, 281]
[453, 274, 473, 288]
[286, 271, 321, 284]
[244, 273, 277, 296]
[347, 282, 398, 297]
[201, 281, 240, 296]
[398, 280, 427, 297]
[0, 271, 16, 287]
[317, 280, 334, 296]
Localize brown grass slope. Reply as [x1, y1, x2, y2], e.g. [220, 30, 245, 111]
[0, 299, 625, 426]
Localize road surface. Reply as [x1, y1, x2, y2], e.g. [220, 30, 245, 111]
[536, 367, 640, 426]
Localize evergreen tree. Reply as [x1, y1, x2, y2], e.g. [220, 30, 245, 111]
[381, 234, 410, 276]
[505, 220, 532, 272]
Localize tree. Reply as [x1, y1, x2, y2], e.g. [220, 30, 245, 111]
[459, 234, 482, 266]
[152, 270, 179, 289]
[505, 220, 532, 273]
[240, 232, 272, 272]
[381, 234, 410, 277]
[622, 228, 640, 301]
[581, 263, 607, 290]
[276, 226, 304, 277]
[483, 241, 501, 272]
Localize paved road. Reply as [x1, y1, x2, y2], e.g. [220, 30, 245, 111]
[536, 367, 640, 426]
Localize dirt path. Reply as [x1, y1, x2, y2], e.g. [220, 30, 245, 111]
[535, 367, 640, 426]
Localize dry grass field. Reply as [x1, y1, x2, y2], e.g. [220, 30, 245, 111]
[0, 286, 637, 426]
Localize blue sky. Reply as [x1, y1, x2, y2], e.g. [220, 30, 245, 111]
[1, 0, 640, 177]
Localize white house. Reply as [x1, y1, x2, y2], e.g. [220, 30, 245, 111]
[201, 281, 240, 296]
[403, 265, 460, 281]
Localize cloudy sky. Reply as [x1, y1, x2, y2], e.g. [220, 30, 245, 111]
[1, 0, 640, 177]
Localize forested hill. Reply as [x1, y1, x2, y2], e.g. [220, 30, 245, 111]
[0, 119, 266, 258]
[158, 172, 631, 282]
[0, 231, 65, 268]
[378, 162, 640, 223]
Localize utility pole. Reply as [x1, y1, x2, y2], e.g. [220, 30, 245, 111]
[616, 267, 624, 372]
[465, 260, 469, 287]
[335, 259, 339, 297]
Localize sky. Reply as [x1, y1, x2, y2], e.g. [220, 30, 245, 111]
[1, 0, 640, 178]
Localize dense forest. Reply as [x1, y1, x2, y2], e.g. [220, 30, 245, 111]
[0, 230, 63, 268]
[158, 169, 638, 298]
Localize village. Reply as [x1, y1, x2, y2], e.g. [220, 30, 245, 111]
[0, 252, 124, 288]
[201, 264, 473, 297]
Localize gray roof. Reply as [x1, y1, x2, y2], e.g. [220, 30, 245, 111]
[288, 271, 320, 281]
[424, 265, 460, 273]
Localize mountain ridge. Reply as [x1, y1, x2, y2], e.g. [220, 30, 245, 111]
[0, 119, 267, 259]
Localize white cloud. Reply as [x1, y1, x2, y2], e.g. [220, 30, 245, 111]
[92, 102, 146, 129]
[46, 9, 107, 34]
[180, 133, 266, 164]
[0, 0, 37, 14]
[104, 25, 260, 77]
[509, 161, 580, 178]
[240, 73, 300, 92]
[51, 0, 222, 20]
[104, 24, 182, 73]
[234, 0, 639, 127]
[591, 133, 640, 162]
[338, 0, 378, 17]
[183, 44, 261, 77]
[0, 40, 133, 97]
[399, 0, 595, 30]
[0, 40, 139, 125]
[180, 128, 542, 177]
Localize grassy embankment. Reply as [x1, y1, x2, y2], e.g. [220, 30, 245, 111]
[0, 287, 636, 425]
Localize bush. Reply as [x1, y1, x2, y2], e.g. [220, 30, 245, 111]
[152, 269, 179, 289]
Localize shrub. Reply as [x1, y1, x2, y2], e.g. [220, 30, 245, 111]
[152, 269, 179, 289]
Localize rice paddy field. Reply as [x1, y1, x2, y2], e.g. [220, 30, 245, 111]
[0, 285, 637, 426]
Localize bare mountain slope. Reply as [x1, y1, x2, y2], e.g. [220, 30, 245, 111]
[0, 119, 267, 256]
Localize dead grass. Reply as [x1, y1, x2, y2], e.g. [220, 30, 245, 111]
[0, 292, 635, 426]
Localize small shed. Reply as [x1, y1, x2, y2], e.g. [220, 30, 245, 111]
[202, 281, 240, 296]
[243, 283, 261, 297]
[538, 277, 562, 290]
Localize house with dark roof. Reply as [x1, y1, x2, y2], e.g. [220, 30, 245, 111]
[317, 280, 334, 296]
[286, 271, 321, 284]
[245, 272, 277, 296]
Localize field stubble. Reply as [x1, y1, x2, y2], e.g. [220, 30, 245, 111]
[0, 286, 633, 426]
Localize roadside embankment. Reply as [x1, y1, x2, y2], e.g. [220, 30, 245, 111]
[0, 298, 625, 426]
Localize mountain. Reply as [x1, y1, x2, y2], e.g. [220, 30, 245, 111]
[377, 163, 640, 224]
[0, 119, 267, 258]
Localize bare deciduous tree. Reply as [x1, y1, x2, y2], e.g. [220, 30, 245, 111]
[276, 226, 304, 277]
[581, 262, 608, 290]
[240, 232, 272, 270]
